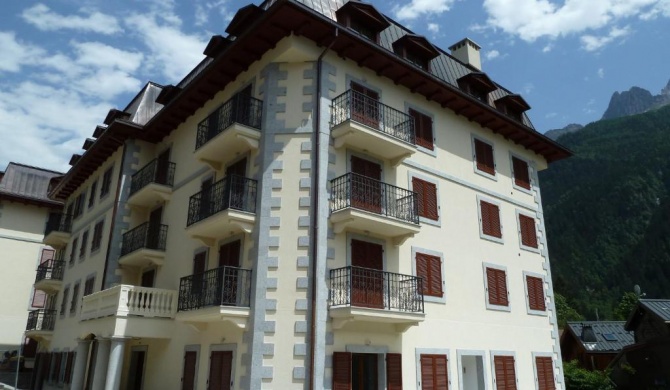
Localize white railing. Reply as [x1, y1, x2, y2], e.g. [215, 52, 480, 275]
[81, 285, 178, 321]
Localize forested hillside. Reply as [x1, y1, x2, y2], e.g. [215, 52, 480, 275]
[541, 104, 670, 319]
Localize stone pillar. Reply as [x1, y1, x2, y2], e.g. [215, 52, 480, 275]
[70, 339, 91, 390]
[104, 337, 128, 390]
[92, 339, 111, 390]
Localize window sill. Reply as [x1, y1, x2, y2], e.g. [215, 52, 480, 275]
[520, 244, 541, 253]
[485, 302, 511, 312]
[480, 233, 504, 245]
[474, 168, 497, 181]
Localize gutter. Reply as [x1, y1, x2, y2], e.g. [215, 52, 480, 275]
[309, 27, 338, 390]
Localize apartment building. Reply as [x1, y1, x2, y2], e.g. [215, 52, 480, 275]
[28, 0, 571, 389]
[0, 163, 63, 370]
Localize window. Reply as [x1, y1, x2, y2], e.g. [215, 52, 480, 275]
[512, 157, 531, 190]
[31, 288, 47, 308]
[535, 356, 556, 390]
[70, 282, 79, 314]
[519, 214, 538, 249]
[420, 354, 449, 390]
[409, 109, 434, 150]
[88, 180, 98, 208]
[474, 138, 495, 176]
[60, 288, 69, 315]
[526, 275, 546, 312]
[79, 231, 89, 259]
[91, 221, 104, 252]
[332, 352, 403, 390]
[69, 237, 78, 265]
[73, 193, 85, 218]
[493, 355, 517, 390]
[100, 166, 113, 198]
[416, 252, 443, 298]
[486, 267, 509, 307]
[480, 199, 502, 239]
[412, 177, 438, 221]
[84, 277, 95, 296]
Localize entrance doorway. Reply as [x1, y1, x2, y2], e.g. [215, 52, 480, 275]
[459, 354, 485, 390]
[127, 347, 147, 390]
[352, 353, 378, 390]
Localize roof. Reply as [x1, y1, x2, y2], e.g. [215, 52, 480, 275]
[625, 299, 670, 331]
[0, 162, 64, 208]
[565, 321, 635, 353]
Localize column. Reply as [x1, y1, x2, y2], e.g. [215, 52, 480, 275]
[104, 337, 128, 390]
[92, 338, 111, 390]
[70, 339, 91, 390]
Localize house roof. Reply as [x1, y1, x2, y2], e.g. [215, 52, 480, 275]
[565, 321, 635, 353]
[625, 299, 670, 331]
[0, 162, 64, 208]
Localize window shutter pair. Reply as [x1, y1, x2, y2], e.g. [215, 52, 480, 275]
[332, 352, 403, 390]
[519, 215, 538, 248]
[412, 178, 438, 220]
[494, 355, 517, 390]
[480, 200, 502, 238]
[416, 253, 443, 297]
[420, 354, 448, 390]
[487, 268, 508, 306]
[512, 157, 531, 190]
[409, 109, 434, 150]
[535, 356, 556, 390]
[208, 351, 232, 390]
[527, 276, 546, 311]
[474, 139, 495, 175]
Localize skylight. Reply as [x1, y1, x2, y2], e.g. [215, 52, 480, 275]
[602, 333, 618, 341]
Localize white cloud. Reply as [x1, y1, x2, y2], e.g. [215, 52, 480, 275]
[580, 25, 632, 51]
[482, 0, 663, 49]
[597, 68, 605, 78]
[523, 83, 535, 95]
[485, 50, 500, 60]
[21, 4, 122, 35]
[427, 23, 440, 34]
[0, 31, 44, 73]
[71, 41, 144, 74]
[545, 112, 558, 118]
[195, 0, 233, 27]
[393, 0, 455, 20]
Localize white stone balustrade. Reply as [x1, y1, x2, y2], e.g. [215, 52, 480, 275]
[81, 284, 177, 321]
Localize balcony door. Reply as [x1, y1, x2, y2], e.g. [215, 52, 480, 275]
[147, 207, 162, 249]
[156, 148, 170, 185]
[200, 177, 214, 219]
[192, 252, 207, 307]
[351, 156, 382, 214]
[217, 240, 241, 306]
[351, 83, 379, 129]
[351, 239, 384, 309]
[233, 84, 253, 124]
[208, 350, 233, 390]
[226, 158, 247, 210]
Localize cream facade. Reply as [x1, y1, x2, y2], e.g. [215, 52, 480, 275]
[30, 1, 570, 389]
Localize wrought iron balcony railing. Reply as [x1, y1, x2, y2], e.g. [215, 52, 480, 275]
[44, 213, 73, 236]
[26, 309, 56, 332]
[129, 158, 176, 196]
[330, 89, 416, 145]
[178, 266, 252, 311]
[330, 173, 420, 224]
[195, 94, 263, 150]
[329, 266, 424, 313]
[35, 260, 65, 283]
[186, 175, 257, 226]
[121, 223, 168, 256]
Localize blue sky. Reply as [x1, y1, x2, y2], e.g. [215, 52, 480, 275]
[1, 0, 669, 172]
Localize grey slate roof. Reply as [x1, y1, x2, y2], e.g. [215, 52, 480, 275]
[638, 299, 670, 322]
[0, 162, 63, 202]
[566, 321, 635, 353]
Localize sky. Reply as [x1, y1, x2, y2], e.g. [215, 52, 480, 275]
[1, 0, 669, 172]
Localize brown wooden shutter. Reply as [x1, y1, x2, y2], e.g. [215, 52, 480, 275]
[512, 157, 531, 190]
[52, 352, 62, 382]
[536, 357, 555, 390]
[420, 354, 448, 390]
[494, 356, 517, 390]
[497, 269, 508, 306]
[527, 276, 546, 311]
[386, 353, 403, 390]
[519, 215, 538, 248]
[413, 178, 438, 221]
[208, 351, 232, 390]
[333, 352, 352, 390]
[64, 352, 74, 384]
[416, 253, 443, 297]
[475, 139, 495, 175]
[487, 268, 508, 306]
[410, 109, 434, 150]
[481, 201, 501, 238]
[182, 351, 197, 390]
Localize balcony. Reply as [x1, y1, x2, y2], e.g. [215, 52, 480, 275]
[330, 90, 416, 165]
[25, 309, 56, 341]
[80, 285, 178, 338]
[176, 266, 252, 328]
[43, 213, 72, 248]
[34, 259, 65, 294]
[329, 266, 424, 332]
[186, 175, 257, 245]
[127, 159, 176, 208]
[330, 173, 420, 245]
[118, 223, 168, 268]
[194, 94, 263, 170]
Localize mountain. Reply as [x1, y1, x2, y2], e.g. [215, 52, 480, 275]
[601, 80, 670, 120]
[545, 123, 583, 141]
[540, 104, 670, 319]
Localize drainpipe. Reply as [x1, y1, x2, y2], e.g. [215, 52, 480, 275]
[309, 28, 338, 390]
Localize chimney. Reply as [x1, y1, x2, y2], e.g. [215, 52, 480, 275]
[449, 38, 481, 70]
[581, 325, 597, 343]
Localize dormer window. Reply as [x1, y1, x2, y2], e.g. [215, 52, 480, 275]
[336, 2, 389, 44]
[392, 34, 439, 72]
[457, 72, 496, 104]
[494, 94, 530, 123]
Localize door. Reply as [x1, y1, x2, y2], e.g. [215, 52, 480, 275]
[352, 353, 378, 390]
[141, 269, 155, 288]
[127, 349, 147, 390]
[351, 239, 384, 309]
[350, 156, 382, 214]
[217, 240, 241, 305]
[351, 83, 379, 128]
[156, 148, 170, 185]
[181, 351, 197, 390]
[147, 207, 162, 249]
[225, 158, 247, 210]
[192, 252, 207, 307]
[208, 351, 233, 390]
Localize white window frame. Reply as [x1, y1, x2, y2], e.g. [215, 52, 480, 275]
[408, 171, 441, 227]
[482, 262, 511, 312]
[411, 246, 446, 304]
[477, 195, 504, 244]
[415, 348, 452, 389]
[523, 271, 548, 316]
[471, 135, 498, 181]
[516, 209, 540, 253]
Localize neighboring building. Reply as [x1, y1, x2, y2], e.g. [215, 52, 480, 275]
[0, 163, 63, 371]
[609, 299, 670, 388]
[28, 0, 571, 389]
[559, 321, 634, 371]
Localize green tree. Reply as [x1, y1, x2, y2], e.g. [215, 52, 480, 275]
[555, 293, 585, 328]
[613, 292, 639, 321]
[563, 360, 614, 390]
